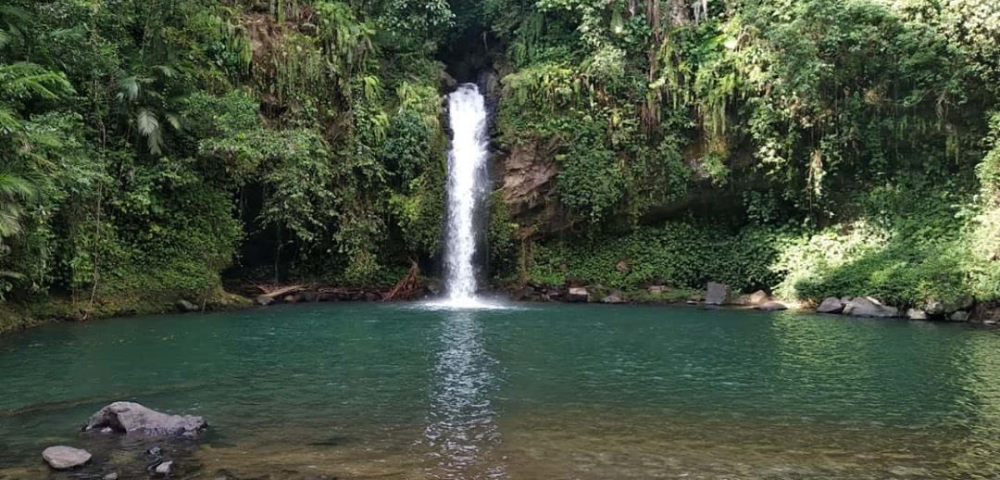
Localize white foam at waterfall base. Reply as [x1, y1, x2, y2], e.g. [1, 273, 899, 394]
[427, 84, 506, 311]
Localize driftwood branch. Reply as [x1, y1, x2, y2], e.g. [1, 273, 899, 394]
[384, 261, 420, 302]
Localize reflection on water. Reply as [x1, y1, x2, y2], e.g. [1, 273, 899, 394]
[424, 311, 505, 479]
[4, 304, 1000, 479]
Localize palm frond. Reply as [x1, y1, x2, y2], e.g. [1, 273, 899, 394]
[117, 76, 140, 102]
[137, 109, 163, 155]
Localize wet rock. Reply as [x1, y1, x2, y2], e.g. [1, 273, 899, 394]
[86, 402, 207, 437]
[602, 293, 624, 304]
[907, 308, 929, 321]
[843, 297, 900, 318]
[439, 71, 458, 91]
[817, 297, 845, 314]
[950, 311, 971, 322]
[756, 301, 787, 311]
[925, 296, 974, 316]
[705, 282, 729, 306]
[104, 473, 119, 480]
[502, 139, 573, 237]
[153, 461, 174, 476]
[566, 287, 589, 303]
[42, 446, 91, 470]
[255, 294, 274, 306]
[299, 291, 319, 303]
[148, 446, 163, 456]
[176, 300, 199, 312]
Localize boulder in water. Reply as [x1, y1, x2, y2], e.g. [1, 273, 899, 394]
[602, 293, 624, 304]
[705, 282, 729, 306]
[85, 402, 207, 437]
[255, 294, 274, 306]
[756, 301, 787, 311]
[566, 287, 589, 303]
[907, 308, 929, 320]
[176, 300, 199, 312]
[843, 297, 900, 318]
[817, 297, 845, 314]
[42, 446, 91, 470]
[950, 311, 971, 322]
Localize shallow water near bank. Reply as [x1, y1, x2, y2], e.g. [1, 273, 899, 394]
[2, 303, 1000, 479]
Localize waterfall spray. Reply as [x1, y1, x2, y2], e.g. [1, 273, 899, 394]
[441, 84, 489, 307]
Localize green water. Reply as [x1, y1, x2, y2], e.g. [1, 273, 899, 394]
[3, 303, 1000, 479]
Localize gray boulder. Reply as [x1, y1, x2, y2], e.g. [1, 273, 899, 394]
[176, 300, 199, 312]
[817, 297, 845, 314]
[906, 308, 929, 321]
[843, 297, 900, 318]
[86, 402, 206, 437]
[705, 282, 729, 306]
[756, 301, 788, 311]
[748, 290, 770, 305]
[255, 294, 274, 306]
[925, 296, 974, 316]
[602, 294, 624, 304]
[153, 461, 174, 476]
[566, 287, 589, 303]
[42, 446, 91, 470]
[950, 311, 971, 322]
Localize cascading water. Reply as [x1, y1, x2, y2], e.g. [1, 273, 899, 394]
[441, 84, 490, 308]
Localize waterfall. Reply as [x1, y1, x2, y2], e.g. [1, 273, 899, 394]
[442, 84, 489, 306]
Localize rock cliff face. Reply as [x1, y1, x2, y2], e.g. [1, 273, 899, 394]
[500, 138, 575, 237]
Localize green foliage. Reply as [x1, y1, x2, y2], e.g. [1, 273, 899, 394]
[526, 221, 784, 293]
[1, 0, 999, 321]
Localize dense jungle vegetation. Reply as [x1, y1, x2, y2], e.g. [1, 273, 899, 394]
[0, 0, 998, 328]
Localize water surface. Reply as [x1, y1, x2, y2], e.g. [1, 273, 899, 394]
[2, 303, 1000, 479]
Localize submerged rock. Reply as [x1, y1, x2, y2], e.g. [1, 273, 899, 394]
[757, 301, 788, 311]
[86, 402, 207, 437]
[705, 282, 729, 306]
[817, 297, 845, 314]
[42, 446, 91, 470]
[843, 297, 900, 318]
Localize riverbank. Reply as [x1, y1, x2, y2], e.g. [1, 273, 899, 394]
[4, 277, 997, 337]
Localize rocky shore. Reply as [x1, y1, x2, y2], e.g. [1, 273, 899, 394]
[507, 281, 997, 325]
